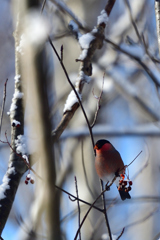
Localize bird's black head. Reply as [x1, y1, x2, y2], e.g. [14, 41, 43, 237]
[94, 139, 111, 150]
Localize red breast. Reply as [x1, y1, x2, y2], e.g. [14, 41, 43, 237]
[94, 140, 124, 181]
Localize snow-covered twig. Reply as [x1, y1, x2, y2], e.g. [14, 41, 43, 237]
[52, 8, 109, 145]
[0, 11, 26, 235]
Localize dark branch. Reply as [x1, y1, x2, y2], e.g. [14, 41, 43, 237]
[0, 79, 8, 137]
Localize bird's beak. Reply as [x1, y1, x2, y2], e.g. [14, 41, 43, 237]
[94, 145, 98, 150]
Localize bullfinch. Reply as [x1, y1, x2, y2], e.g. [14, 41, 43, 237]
[94, 139, 131, 200]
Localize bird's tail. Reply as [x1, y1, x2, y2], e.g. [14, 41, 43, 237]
[118, 188, 131, 200]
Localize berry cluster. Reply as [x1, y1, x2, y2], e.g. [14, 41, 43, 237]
[118, 174, 132, 193]
[25, 173, 35, 185]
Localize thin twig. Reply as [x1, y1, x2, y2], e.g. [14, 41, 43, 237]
[41, 0, 47, 13]
[105, 0, 116, 16]
[155, 0, 160, 55]
[81, 139, 95, 198]
[74, 188, 107, 240]
[141, 34, 160, 64]
[105, 38, 160, 88]
[91, 74, 104, 128]
[49, 37, 95, 149]
[60, 45, 63, 62]
[75, 176, 81, 240]
[116, 227, 125, 240]
[127, 150, 142, 167]
[124, 0, 142, 43]
[0, 79, 8, 137]
[120, 207, 159, 231]
[125, 0, 160, 65]
[55, 185, 103, 212]
[101, 180, 113, 240]
[131, 155, 149, 181]
[0, 132, 43, 180]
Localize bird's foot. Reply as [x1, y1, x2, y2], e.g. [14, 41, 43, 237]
[115, 171, 120, 177]
[105, 182, 110, 191]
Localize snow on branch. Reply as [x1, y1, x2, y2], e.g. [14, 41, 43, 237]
[7, 89, 24, 116]
[79, 33, 95, 49]
[53, 4, 116, 141]
[15, 135, 27, 156]
[97, 9, 109, 26]
[63, 8, 107, 114]
[68, 20, 82, 40]
[63, 90, 82, 113]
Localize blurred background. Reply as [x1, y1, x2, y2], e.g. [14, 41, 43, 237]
[0, 0, 160, 239]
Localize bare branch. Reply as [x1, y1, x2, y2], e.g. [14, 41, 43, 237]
[41, 0, 47, 13]
[105, 0, 116, 16]
[0, 8, 26, 234]
[116, 228, 125, 240]
[0, 79, 8, 137]
[81, 140, 95, 199]
[74, 188, 107, 240]
[127, 151, 142, 167]
[101, 180, 113, 240]
[91, 74, 104, 128]
[105, 38, 160, 88]
[50, 0, 87, 31]
[121, 207, 159, 231]
[55, 184, 103, 212]
[124, 0, 142, 43]
[75, 176, 81, 240]
[49, 38, 95, 150]
[155, 0, 160, 55]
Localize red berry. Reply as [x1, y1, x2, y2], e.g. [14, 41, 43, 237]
[25, 180, 28, 185]
[127, 186, 132, 192]
[120, 174, 125, 179]
[17, 124, 20, 127]
[26, 177, 30, 181]
[122, 181, 127, 186]
[129, 181, 133, 186]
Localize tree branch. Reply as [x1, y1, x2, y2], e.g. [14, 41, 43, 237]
[0, 8, 26, 235]
[0, 79, 8, 137]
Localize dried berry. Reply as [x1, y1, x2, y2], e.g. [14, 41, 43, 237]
[30, 179, 35, 184]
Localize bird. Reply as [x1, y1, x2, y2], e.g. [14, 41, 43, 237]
[94, 139, 131, 200]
